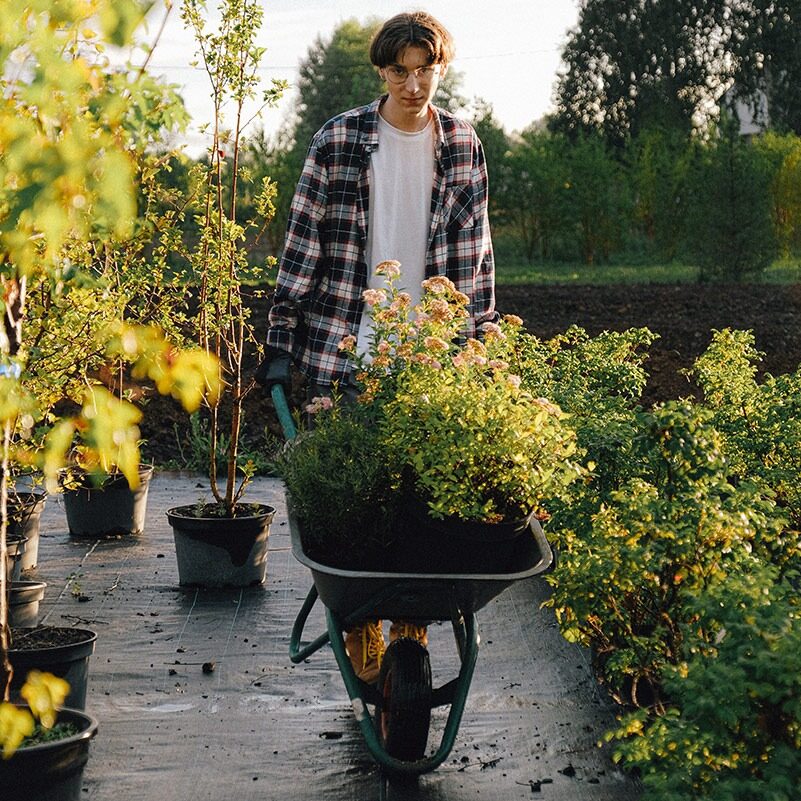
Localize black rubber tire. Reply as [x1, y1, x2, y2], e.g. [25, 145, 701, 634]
[377, 638, 433, 761]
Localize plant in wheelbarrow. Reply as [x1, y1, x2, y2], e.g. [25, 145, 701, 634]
[281, 266, 584, 574]
[163, 0, 288, 587]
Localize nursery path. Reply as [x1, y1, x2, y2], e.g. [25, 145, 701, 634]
[31, 473, 641, 801]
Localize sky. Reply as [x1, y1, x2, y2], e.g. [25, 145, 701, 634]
[136, 0, 581, 153]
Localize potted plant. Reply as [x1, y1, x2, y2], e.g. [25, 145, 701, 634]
[57, 460, 155, 538]
[164, 0, 287, 587]
[0, 670, 98, 801]
[279, 264, 583, 573]
[278, 398, 402, 570]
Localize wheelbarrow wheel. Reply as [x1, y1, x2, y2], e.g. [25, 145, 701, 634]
[377, 638, 432, 761]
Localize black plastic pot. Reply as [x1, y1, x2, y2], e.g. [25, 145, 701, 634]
[0, 706, 98, 801]
[167, 503, 275, 587]
[9, 627, 97, 710]
[5, 533, 27, 582]
[8, 579, 48, 627]
[395, 496, 535, 574]
[60, 465, 154, 536]
[8, 490, 47, 571]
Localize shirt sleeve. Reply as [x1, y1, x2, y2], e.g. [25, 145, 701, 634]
[471, 137, 500, 331]
[266, 135, 329, 355]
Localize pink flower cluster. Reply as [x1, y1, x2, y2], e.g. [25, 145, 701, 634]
[375, 260, 402, 280]
[304, 396, 334, 415]
[363, 288, 387, 307]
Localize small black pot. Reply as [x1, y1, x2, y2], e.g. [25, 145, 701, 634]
[167, 503, 276, 587]
[0, 706, 98, 801]
[60, 465, 154, 536]
[9, 626, 98, 710]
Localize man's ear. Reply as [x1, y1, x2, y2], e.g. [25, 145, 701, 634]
[439, 63, 448, 79]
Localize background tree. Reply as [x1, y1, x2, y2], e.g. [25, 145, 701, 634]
[750, 131, 801, 258]
[628, 125, 693, 261]
[684, 117, 778, 280]
[728, 0, 801, 136]
[563, 134, 630, 264]
[499, 129, 570, 262]
[468, 99, 510, 219]
[290, 18, 385, 158]
[552, 0, 734, 147]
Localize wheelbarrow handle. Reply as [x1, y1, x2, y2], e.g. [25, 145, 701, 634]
[271, 383, 297, 441]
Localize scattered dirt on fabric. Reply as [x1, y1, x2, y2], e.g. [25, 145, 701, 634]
[139, 283, 801, 465]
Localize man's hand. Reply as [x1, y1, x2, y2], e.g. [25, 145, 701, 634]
[254, 346, 293, 392]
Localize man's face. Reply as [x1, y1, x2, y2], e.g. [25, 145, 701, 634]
[379, 45, 445, 129]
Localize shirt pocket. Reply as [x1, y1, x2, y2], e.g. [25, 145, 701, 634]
[444, 185, 475, 231]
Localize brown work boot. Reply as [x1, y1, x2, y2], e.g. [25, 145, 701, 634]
[344, 620, 386, 684]
[389, 621, 428, 648]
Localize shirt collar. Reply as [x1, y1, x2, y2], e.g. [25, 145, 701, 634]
[363, 95, 445, 157]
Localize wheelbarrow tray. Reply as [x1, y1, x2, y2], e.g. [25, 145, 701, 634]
[289, 512, 552, 621]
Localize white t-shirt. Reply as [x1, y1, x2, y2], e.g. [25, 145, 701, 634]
[355, 113, 435, 356]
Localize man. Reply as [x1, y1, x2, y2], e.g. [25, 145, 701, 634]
[259, 11, 497, 683]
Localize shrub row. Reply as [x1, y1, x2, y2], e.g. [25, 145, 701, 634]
[518, 326, 801, 799]
[489, 125, 801, 278]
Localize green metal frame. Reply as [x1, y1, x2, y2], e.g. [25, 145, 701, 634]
[289, 584, 480, 776]
[279, 384, 481, 775]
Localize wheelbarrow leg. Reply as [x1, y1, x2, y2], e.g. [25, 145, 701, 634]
[326, 606, 481, 776]
[289, 585, 330, 663]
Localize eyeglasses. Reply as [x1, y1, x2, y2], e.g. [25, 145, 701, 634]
[383, 64, 441, 85]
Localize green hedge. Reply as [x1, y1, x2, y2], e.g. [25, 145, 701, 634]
[493, 128, 801, 279]
[516, 325, 801, 797]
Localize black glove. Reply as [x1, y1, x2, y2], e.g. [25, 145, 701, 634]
[254, 346, 292, 392]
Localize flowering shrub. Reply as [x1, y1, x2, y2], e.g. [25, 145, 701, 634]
[690, 328, 801, 570]
[343, 263, 582, 523]
[278, 262, 583, 567]
[545, 402, 784, 707]
[533, 327, 801, 797]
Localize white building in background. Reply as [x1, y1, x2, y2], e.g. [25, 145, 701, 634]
[722, 85, 771, 137]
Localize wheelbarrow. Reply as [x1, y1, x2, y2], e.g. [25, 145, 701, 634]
[272, 385, 554, 781]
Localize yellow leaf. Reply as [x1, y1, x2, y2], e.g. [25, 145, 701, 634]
[109, 325, 221, 413]
[42, 419, 77, 491]
[20, 670, 70, 731]
[80, 387, 142, 486]
[0, 703, 34, 759]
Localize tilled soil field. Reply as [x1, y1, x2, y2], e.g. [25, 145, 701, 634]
[139, 283, 801, 465]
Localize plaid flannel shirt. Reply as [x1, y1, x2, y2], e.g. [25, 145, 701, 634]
[266, 95, 497, 387]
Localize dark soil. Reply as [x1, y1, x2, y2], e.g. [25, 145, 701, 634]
[10, 626, 97, 651]
[496, 283, 801, 406]
[139, 283, 801, 466]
